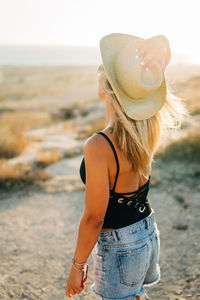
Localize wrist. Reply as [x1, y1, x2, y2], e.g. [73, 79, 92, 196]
[72, 257, 88, 272]
[72, 263, 84, 272]
[72, 257, 87, 266]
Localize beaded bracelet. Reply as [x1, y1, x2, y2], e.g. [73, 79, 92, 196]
[72, 263, 84, 272]
[72, 258, 86, 266]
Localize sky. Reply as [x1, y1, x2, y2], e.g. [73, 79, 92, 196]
[0, 0, 200, 64]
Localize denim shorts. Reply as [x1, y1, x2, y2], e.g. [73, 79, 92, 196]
[90, 210, 160, 300]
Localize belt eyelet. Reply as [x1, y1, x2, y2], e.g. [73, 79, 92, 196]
[117, 197, 124, 203]
[139, 206, 146, 213]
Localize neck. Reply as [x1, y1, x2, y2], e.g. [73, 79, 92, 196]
[105, 97, 115, 131]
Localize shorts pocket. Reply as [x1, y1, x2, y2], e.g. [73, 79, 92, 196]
[116, 242, 149, 287]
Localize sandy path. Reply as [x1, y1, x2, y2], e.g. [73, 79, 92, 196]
[0, 164, 200, 300]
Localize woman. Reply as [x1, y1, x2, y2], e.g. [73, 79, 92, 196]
[66, 33, 188, 300]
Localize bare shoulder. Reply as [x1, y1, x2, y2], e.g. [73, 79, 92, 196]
[83, 133, 108, 159]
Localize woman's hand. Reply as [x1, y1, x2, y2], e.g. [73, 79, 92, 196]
[136, 34, 171, 72]
[66, 265, 84, 298]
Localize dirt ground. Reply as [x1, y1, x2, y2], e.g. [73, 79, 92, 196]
[0, 160, 200, 300]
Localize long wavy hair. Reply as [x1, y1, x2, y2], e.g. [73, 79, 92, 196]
[97, 64, 190, 182]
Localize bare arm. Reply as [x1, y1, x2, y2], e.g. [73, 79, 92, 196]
[66, 134, 110, 298]
[73, 136, 110, 262]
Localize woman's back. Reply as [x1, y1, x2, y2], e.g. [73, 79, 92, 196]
[98, 128, 150, 194]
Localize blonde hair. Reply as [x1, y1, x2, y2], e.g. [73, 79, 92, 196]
[97, 64, 190, 182]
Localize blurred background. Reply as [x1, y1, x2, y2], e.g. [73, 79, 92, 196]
[0, 1, 200, 299]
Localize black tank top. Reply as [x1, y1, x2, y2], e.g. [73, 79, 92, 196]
[79, 131, 152, 229]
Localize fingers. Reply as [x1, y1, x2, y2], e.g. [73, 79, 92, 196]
[137, 39, 153, 57]
[66, 290, 72, 298]
[75, 287, 84, 294]
[137, 44, 149, 56]
[66, 286, 84, 298]
[66, 286, 75, 298]
[160, 56, 167, 72]
[148, 54, 166, 71]
[136, 37, 168, 71]
[140, 49, 158, 68]
[66, 289, 76, 298]
[139, 50, 166, 71]
[147, 56, 160, 69]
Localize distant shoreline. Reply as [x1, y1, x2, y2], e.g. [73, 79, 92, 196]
[0, 44, 200, 67]
[0, 45, 101, 66]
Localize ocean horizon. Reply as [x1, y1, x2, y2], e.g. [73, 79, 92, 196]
[0, 44, 101, 66]
[0, 44, 198, 67]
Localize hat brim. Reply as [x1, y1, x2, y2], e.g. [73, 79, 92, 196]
[99, 33, 167, 120]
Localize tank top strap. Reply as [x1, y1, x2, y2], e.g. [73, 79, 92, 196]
[96, 131, 120, 192]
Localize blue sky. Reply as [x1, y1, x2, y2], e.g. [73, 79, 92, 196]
[0, 0, 200, 63]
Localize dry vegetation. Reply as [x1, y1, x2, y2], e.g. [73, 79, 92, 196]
[0, 161, 52, 190]
[156, 128, 200, 163]
[36, 149, 63, 167]
[175, 76, 200, 116]
[0, 130, 30, 159]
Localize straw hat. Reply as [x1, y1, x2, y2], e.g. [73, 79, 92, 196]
[99, 33, 167, 120]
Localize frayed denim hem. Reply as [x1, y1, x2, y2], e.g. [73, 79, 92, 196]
[90, 283, 146, 300]
[143, 272, 161, 288]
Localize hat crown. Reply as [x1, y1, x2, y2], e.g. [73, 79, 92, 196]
[114, 40, 163, 100]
